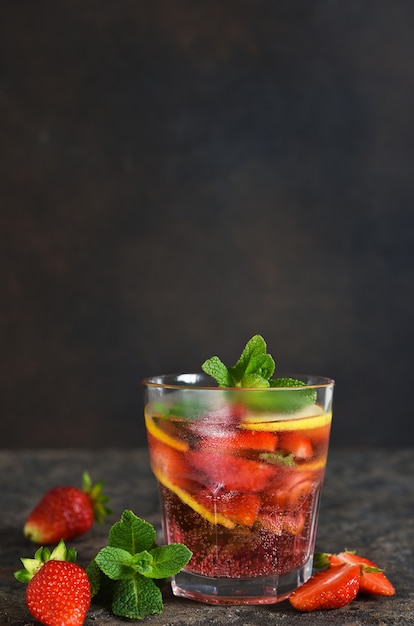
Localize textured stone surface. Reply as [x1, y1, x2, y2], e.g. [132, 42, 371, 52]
[1, 448, 413, 625]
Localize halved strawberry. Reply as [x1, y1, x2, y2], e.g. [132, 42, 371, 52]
[315, 550, 395, 596]
[187, 451, 274, 492]
[279, 432, 313, 460]
[289, 563, 360, 611]
[196, 489, 261, 526]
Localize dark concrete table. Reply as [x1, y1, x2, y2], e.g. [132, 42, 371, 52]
[1, 448, 413, 625]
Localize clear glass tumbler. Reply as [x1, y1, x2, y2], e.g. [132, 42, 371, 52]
[143, 373, 334, 605]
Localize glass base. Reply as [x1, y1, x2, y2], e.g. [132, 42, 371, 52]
[171, 556, 314, 605]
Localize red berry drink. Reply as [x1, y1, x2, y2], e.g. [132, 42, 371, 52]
[143, 372, 334, 605]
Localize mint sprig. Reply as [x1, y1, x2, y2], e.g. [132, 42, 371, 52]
[87, 510, 192, 620]
[202, 334, 317, 410]
[202, 335, 275, 388]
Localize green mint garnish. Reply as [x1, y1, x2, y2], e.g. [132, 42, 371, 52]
[259, 452, 296, 467]
[202, 335, 275, 388]
[87, 510, 192, 620]
[202, 334, 317, 410]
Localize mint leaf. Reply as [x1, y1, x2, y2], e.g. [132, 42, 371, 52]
[87, 510, 192, 621]
[95, 547, 135, 580]
[238, 372, 270, 388]
[132, 550, 154, 576]
[229, 335, 275, 386]
[144, 544, 193, 579]
[86, 558, 116, 600]
[270, 377, 307, 387]
[201, 336, 318, 412]
[202, 335, 275, 388]
[269, 377, 317, 409]
[112, 576, 163, 620]
[201, 355, 235, 386]
[108, 509, 156, 554]
[152, 398, 209, 420]
[86, 559, 104, 596]
[259, 451, 296, 467]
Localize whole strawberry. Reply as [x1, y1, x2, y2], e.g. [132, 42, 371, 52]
[15, 540, 91, 626]
[24, 471, 110, 544]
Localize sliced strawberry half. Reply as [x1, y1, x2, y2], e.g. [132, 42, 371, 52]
[187, 451, 274, 492]
[289, 563, 360, 611]
[316, 550, 395, 596]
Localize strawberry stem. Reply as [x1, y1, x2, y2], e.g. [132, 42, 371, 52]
[82, 471, 111, 524]
[14, 540, 77, 584]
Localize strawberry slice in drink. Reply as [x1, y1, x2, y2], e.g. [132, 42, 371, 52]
[259, 469, 315, 536]
[196, 489, 261, 526]
[279, 431, 314, 461]
[148, 434, 193, 487]
[187, 451, 274, 492]
[188, 421, 277, 492]
[267, 469, 315, 508]
[199, 430, 278, 454]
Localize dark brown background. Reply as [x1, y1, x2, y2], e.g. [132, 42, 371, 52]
[1, 1, 413, 449]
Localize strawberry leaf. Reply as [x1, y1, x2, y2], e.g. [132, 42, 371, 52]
[15, 540, 78, 584]
[82, 471, 111, 524]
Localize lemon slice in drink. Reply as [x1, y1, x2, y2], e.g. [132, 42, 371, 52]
[241, 409, 331, 432]
[145, 411, 189, 451]
[153, 467, 236, 529]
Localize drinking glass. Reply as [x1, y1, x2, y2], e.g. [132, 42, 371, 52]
[143, 373, 334, 605]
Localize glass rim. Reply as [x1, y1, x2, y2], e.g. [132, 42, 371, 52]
[142, 372, 335, 390]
